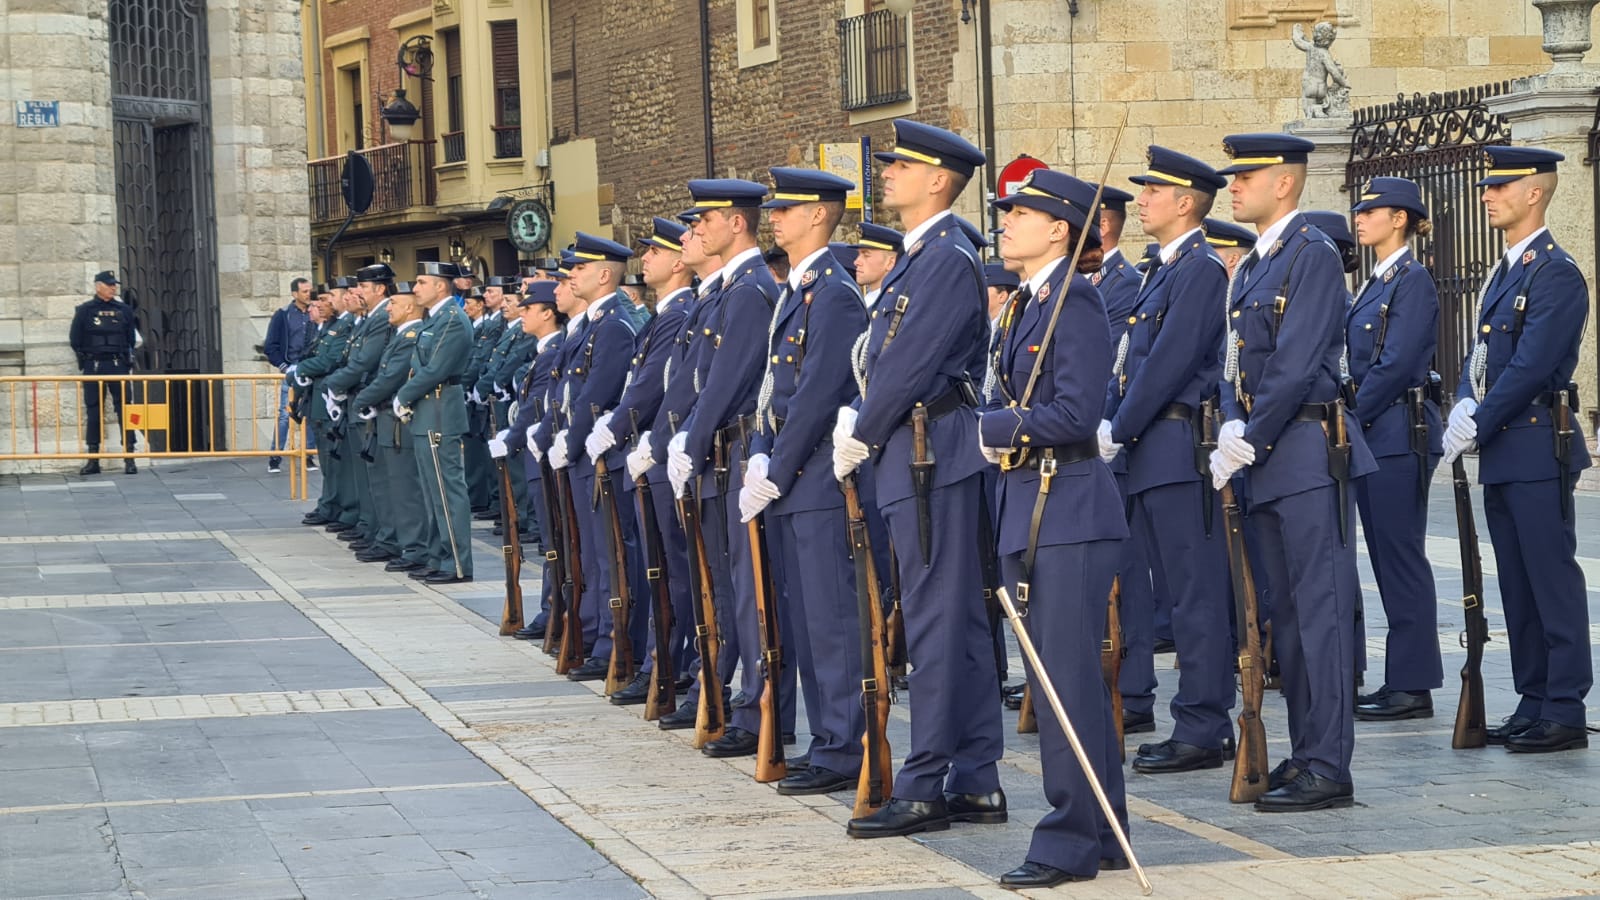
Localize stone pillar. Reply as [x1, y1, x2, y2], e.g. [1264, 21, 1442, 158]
[1287, 121, 1356, 217]
[1533, 0, 1600, 75]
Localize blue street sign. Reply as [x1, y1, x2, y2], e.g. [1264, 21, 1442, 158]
[15, 100, 60, 128]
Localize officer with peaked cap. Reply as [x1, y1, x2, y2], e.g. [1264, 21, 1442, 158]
[1343, 177, 1445, 722]
[1209, 133, 1376, 810]
[594, 217, 698, 704]
[395, 261, 476, 584]
[980, 168, 1129, 888]
[853, 223, 904, 310]
[1203, 218, 1256, 278]
[741, 166, 870, 794]
[292, 279, 358, 530]
[1443, 146, 1592, 753]
[353, 282, 432, 573]
[666, 178, 781, 759]
[464, 277, 514, 517]
[1103, 146, 1236, 775]
[70, 270, 140, 475]
[833, 119, 1005, 838]
[324, 263, 398, 562]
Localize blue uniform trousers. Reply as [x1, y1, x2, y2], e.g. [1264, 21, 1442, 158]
[1003, 540, 1128, 877]
[1483, 478, 1592, 728]
[572, 462, 649, 665]
[634, 479, 693, 678]
[774, 506, 861, 774]
[881, 473, 1003, 800]
[1354, 452, 1442, 692]
[521, 459, 552, 629]
[1116, 472, 1158, 718]
[1247, 483, 1358, 783]
[722, 486, 765, 737]
[1132, 482, 1234, 747]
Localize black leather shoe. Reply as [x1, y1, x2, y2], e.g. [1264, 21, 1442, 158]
[1153, 638, 1177, 654]
[1267, 759, 1304, 792]
[492, 526, 504, 536]
[1505, 720, 1589, 753]
[424, 571, 472, 585]
[1486, 714, 1539, 746]
[786, 753, 811, 770]
[337, 530, 362, 542]
[1354, 684, 1389, 707]
[1000, 861, 1090, 888]
[513, 623, 546, 640]
[657, 703, 696, 730]
[385, 559, 422, 572]
[473, 509, 498, 521]
[407, 569, 438, 581]
[123, 459, 137, 474]
[610, 672, 650, 705]
[730, 691, 753, 709]
[1356, 689, 1433, 721]
[776, 766, 851, 795]
[674, 675, 694, 691]
[302, 512, 330, 526]
[945, 789, 1007, 824]
[355, 548, 394, 563]
[79, 459, 102, 476]
[567, 658, 608, 682]
[1100, 857, 1130, 871]
[1123, 709, 1156, 734]
[846, 797, 950, 839]
[702, 727, 759, 758]
[1254, 771, 1353, 812]
[325, 522, 354, 533]
[1132, 739, 1224, 774]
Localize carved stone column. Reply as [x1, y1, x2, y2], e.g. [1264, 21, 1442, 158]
[1533, 0, 1600, 74]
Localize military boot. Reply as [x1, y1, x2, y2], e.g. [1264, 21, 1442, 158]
[79, 447, 101, 476]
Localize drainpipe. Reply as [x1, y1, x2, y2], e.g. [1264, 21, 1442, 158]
[700, 0, 716, 177]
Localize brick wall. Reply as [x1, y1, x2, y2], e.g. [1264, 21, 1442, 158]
[317, 0, 427, 154]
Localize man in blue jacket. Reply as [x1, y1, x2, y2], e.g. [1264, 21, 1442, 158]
[263, 277, 314, 473]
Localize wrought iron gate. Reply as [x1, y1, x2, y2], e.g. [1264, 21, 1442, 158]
[110, 0, 221, 377]
[1345, 83, 1512, 400]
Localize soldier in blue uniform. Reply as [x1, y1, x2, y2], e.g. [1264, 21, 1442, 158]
[1343, 178, 1445, 720]
[1208, 134, 1377, 811]
[1443, 146, 1592, 753]
[979, 169, 1129, 888]
[667, 179, 780, 758]
[853, 222, 903, 310]
[537, 233, 643, 683]
[593, 217, 697, 702]
[1203, 218, 1256, 279]
[1099, 147, 1236, 774]
[739, 167, 869, 793]
[831, 120, 1005, 838]
[394, 262, 476, 584]
[69, 270, 140, 475]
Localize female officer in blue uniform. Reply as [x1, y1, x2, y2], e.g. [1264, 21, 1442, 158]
[979, 169, 1129, 888]
[1345, 178, 1444, 720]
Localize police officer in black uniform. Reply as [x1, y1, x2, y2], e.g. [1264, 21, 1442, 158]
[69, 270, 139, 475]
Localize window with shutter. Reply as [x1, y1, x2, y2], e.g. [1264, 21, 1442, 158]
[489, 21, 521, 158]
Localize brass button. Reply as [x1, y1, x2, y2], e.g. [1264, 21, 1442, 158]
[785, 355, 794, 363]
[1363, 323, 1372, 330]
[1021, 434, 1031, 443]
[771, 355, 779, 363]
[1128, 316, 1137, 324]
[1232, 310, 1241, 318]
[1236, 339, 1245, 348]
[1531, 417, 1538, 424]
[1481, 325, 1491, 334]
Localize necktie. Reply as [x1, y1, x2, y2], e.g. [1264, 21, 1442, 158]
[1237, 248, 1261, 284]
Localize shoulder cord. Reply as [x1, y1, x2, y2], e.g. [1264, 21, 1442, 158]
[754, 283, 790, 434]
[1468, 259, 1502, 403]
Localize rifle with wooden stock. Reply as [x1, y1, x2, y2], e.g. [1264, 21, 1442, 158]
[885, 543, 907, 682]
[632, 409, 676, 720]
[1210, 394, 1267, 802]
[670, 412, 726, 748]
[844, 474, 894, 817]
[496, 452, 525, 636]
[531, 401, 569, 658]
[552, 406, 587, 674]
[593, 404, 635, 696]
[741, 422, 786, 783]
[1451, 456, 1488, 749]
[1102, 576, 1126, 759]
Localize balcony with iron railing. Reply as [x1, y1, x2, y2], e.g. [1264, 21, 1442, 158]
[492, 125, 522, 160]
[307, 140, 437, 227]
[441, 131, 466, 164]
[837, 9, 911, 112]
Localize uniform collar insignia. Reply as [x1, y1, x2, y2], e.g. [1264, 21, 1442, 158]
[1091, 272, 1103, 286]
[1383, 267, 1395, 284]
[908, 239, 924, 256]
[1269, 239, 1284, 258]
[800, 269, 816, 286]
[1037, 281, 1051, 302]
[405, 330, 417, 338]
[1522, 250, 1536, 266]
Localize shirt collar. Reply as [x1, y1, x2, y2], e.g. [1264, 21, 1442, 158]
[1103, 246, 1124, 267]
[1371, 246, 1410, 280]
[587, 292, 612, 322]
[564, 313, 584, 336]
[785, 246, 831, 293]
[427, 297, 453, 318]
[862, 287, 881, 309]
[537, 330, 559, 352]
[1159, 227, 1203, 264]
[657, 286, 692, 314]
[709, 245, 764, 288]
[1024, 256, 1066, 297]
[394, 317, 419, 334]
[901, 209, 953, 252]
[1251, 209, 1300, 259]
[1504, 227, 1549, 268]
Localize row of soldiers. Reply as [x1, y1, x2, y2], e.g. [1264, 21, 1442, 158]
[289, 118, 1592, 890]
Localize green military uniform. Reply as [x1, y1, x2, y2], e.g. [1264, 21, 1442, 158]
[354, 317, 426, 566]
[325, 294, 396, 553]
[464, 309, 508, 511]
[292, 313, 354, 523]
[396, 297, 475, 580]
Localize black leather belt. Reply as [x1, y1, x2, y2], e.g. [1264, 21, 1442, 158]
[903, 379, 977, 428]
[1020, 439, 1098, 470]
[1015, 437, 1099, 604]
[1292, 402, 1331, 422]
[1530, 386, 1579, 408]
[1156, 402, 1194, 422]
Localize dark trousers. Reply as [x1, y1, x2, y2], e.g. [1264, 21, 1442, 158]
[81, 359, 131, 449]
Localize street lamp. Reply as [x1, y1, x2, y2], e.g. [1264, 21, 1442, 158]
[381, 35, 431, 143]
[381, 90, 420, 142]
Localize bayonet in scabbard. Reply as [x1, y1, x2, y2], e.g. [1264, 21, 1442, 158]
[1327, 400, 1352, 547]
[910, 407, 934, 566]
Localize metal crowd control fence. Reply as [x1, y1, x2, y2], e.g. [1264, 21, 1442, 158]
[0, 374, 313, 500]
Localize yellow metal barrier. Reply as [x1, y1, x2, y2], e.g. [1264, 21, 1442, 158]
[0, 374, 313, 500]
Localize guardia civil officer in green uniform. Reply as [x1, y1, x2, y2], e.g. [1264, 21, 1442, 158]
[466, 277, 515, 515]
[394, 262, 476, 584]
[291, 280, 357, 530]
[353, 283, 430, 570]
[325, 263, 398, 562]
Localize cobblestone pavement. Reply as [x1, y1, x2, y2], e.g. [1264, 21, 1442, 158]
[1, 458, 1597, 899]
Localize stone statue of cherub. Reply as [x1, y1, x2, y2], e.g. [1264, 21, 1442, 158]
[1292, 22, 1351, 120]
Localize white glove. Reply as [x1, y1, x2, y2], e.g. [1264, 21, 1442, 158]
[1447, 398, 1478, 446]
[295, 370, 312, 388]
[667, 430, 694, 493]
[527, 422, 542, 446]
[832, 407, 870, 481]
[1442, 431, 1467, 465]
[1218, 419, 1256, 467]
[488, 437, 509, 458]
[357, 406, 377, 421]
[330, 390, 348, 402]
[495, 429, 510, 442]
[1097, 419, 1122, 464]
[833, 407, 859, 446]
[284, 363, 298, 382]
[738, 484, 772, 522]
[978, 429, 1005, 465]
[469, 388, 483, 405]
[392, 396, 413, 423]
[1209, 447, 1244, 491]
[627, 432, 655, 481]
[549, 430, 570, 469]
[531, 444, 544, 463]
[745, 454, 781, 501]
[493, 383, 510, 402]
[588, 412, 617, 459]
[323, 392, 340, 422]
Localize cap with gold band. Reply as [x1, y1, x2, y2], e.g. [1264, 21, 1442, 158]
[853, 221, 904, 253]
[761, 166, 856, 209]
[1350, 176, 1428, 219]
[1477, 145, 1563, 186]
[1091, 183, 1137, 213]
[1129, 145, 1228, 193]
[684, 178, 768, 216]
[1202, 218, 1256, 249]
[637, 216, 687, 252]
[1217, 133, 1315, 175]
[570, 231, 634, 263]
[991, 168, 1102, 244]
[872, 118, 987, 179]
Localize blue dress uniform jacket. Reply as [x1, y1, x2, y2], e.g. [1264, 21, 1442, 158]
[609, 287, 694, 485]
[648, 277, 719, 462]
[506, 332, 565, 455]
[550, 293, 639, 467]
[749, 252, 868, 515]
[1094, 248, 1142, 477]
[1349, 251, 1443, 456]
[1347, 249, 1444, 694]
[1454, 230, 1591, 729]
